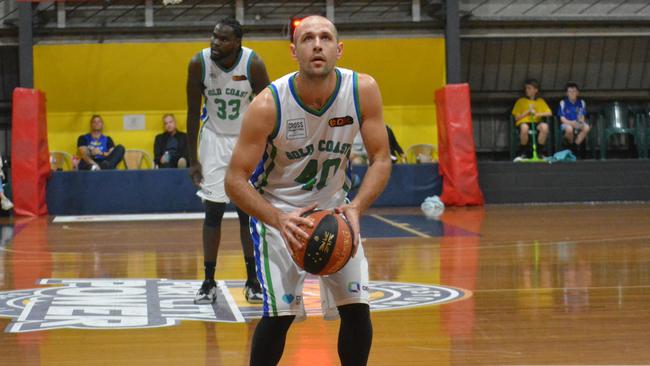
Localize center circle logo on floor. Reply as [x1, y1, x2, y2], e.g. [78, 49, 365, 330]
[0, 278, 471, 333]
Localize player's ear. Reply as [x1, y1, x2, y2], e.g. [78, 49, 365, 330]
[290, 42, 297, 60]
[336, 41, 343, 60]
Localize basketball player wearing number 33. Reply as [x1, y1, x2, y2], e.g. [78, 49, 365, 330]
[186, 18, 270, 305]
[225, 16, 392, 366]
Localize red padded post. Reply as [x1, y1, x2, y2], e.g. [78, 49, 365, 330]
[435, 84, 484, 206]
[11, 88, 50, 216]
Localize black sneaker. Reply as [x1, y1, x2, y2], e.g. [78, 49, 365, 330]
[194, 279, 217, 304]
[244, 280, 263, 304]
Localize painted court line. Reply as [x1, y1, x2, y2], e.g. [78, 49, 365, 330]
[53, 212, 238, 223]
[218, 280, 245, 323]
[369, 214, 432, 238]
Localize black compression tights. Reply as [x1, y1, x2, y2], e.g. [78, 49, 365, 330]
[249, 304, 372, 366]
[338, 303, 373, 366]
[250, 316, 294, 366]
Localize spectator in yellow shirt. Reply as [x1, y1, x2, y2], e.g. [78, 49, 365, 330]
[511, 78, 552, 159]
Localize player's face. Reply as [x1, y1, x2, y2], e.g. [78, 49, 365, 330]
[525, 84, 538, 99]
[566, 87, 579, 101]
[163, 116, 177, 133]
[91, 117, 103, 132]
[291, 18, 342, 78]
[210, 24, 240, 61]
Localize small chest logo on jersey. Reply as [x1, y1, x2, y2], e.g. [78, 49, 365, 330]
[328, 116, 354, 128]
[232, 75, 248, 81]
[286, 118, 308, 140]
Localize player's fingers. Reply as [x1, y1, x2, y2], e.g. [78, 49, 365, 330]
[293, 216, 313, 228]
[347, 218, 361, 257]
[290, 222, 310, 241]
[284, 230, 303, 253]
[351, 235, 359, 257]
[297, 203, 318, 217]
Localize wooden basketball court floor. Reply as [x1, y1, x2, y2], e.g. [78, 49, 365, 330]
[0, 203, 649, 365]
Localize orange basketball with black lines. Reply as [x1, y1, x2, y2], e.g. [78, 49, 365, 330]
[292, 209, 354, 276]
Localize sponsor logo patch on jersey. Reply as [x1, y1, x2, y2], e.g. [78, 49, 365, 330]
[286, 118, 308, 140]
[232, 75, 248, 81]
[328, 116, 354, 127]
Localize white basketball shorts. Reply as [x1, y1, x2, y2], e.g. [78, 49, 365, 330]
[250, 216, 369, 321]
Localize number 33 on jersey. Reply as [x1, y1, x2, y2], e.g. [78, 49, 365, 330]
[201, 46, 255, 136]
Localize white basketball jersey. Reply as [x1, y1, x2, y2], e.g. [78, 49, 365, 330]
[201, 46, 254, 135]
[250, 68, 361, 212]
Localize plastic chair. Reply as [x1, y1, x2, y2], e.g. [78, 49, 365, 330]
[50, 151, 74, 171]
[123, 149, 154, 170]
[598, 102, 642, 160]
[406, 144, 436, 163]
[637, 105, 650, 158]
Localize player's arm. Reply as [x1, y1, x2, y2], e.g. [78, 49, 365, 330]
[336, 74, 392, 253]
[186, 53, 205, 185]
[249, 53, 271, 95]
[225, 89, 313, 253]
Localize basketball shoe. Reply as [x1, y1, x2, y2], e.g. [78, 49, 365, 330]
[1, 196, 13, 211]
[194, 279, 217, 304]
[244, 280, 263, 304]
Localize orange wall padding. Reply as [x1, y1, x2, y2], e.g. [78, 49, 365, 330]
[435, 84, 484, 206]
[11, 88, 50, 216]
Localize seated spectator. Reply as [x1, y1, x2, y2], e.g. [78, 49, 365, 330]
[77, 115, 125, 170]
[0, 153, 12, 211]
[386, 125, 405, 163]
[154, 113, 189, 168]
[350, 132, 367, 165]
[351, 125, 404, 165]
[511, 78, 552, 159]
[558, 82, 590, 158]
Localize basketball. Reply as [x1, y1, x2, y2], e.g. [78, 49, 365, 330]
[291, 209, 355, 276]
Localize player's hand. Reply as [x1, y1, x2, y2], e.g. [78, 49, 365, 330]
[90, 147, 102, 156]
[277, 203, 316, 256]
[335, 203, 361, 257]
[188, 162, 203, 187]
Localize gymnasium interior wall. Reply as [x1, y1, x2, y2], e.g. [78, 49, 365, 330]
[35, 37, 446, 159]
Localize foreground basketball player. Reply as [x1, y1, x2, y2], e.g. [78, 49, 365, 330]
[225, 16, 391, 366]
[186, 18, 270, 304]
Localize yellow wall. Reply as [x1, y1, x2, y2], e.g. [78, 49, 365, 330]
[34, 37, 445, 157]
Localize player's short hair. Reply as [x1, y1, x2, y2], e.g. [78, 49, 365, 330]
[565, 81, 580, 91]
[524, 78, 540, 90]
[217, 17, 243, 39]
[89, 114, 102, 124]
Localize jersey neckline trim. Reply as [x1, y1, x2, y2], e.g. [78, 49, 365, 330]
[288, 68, 342, 117]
